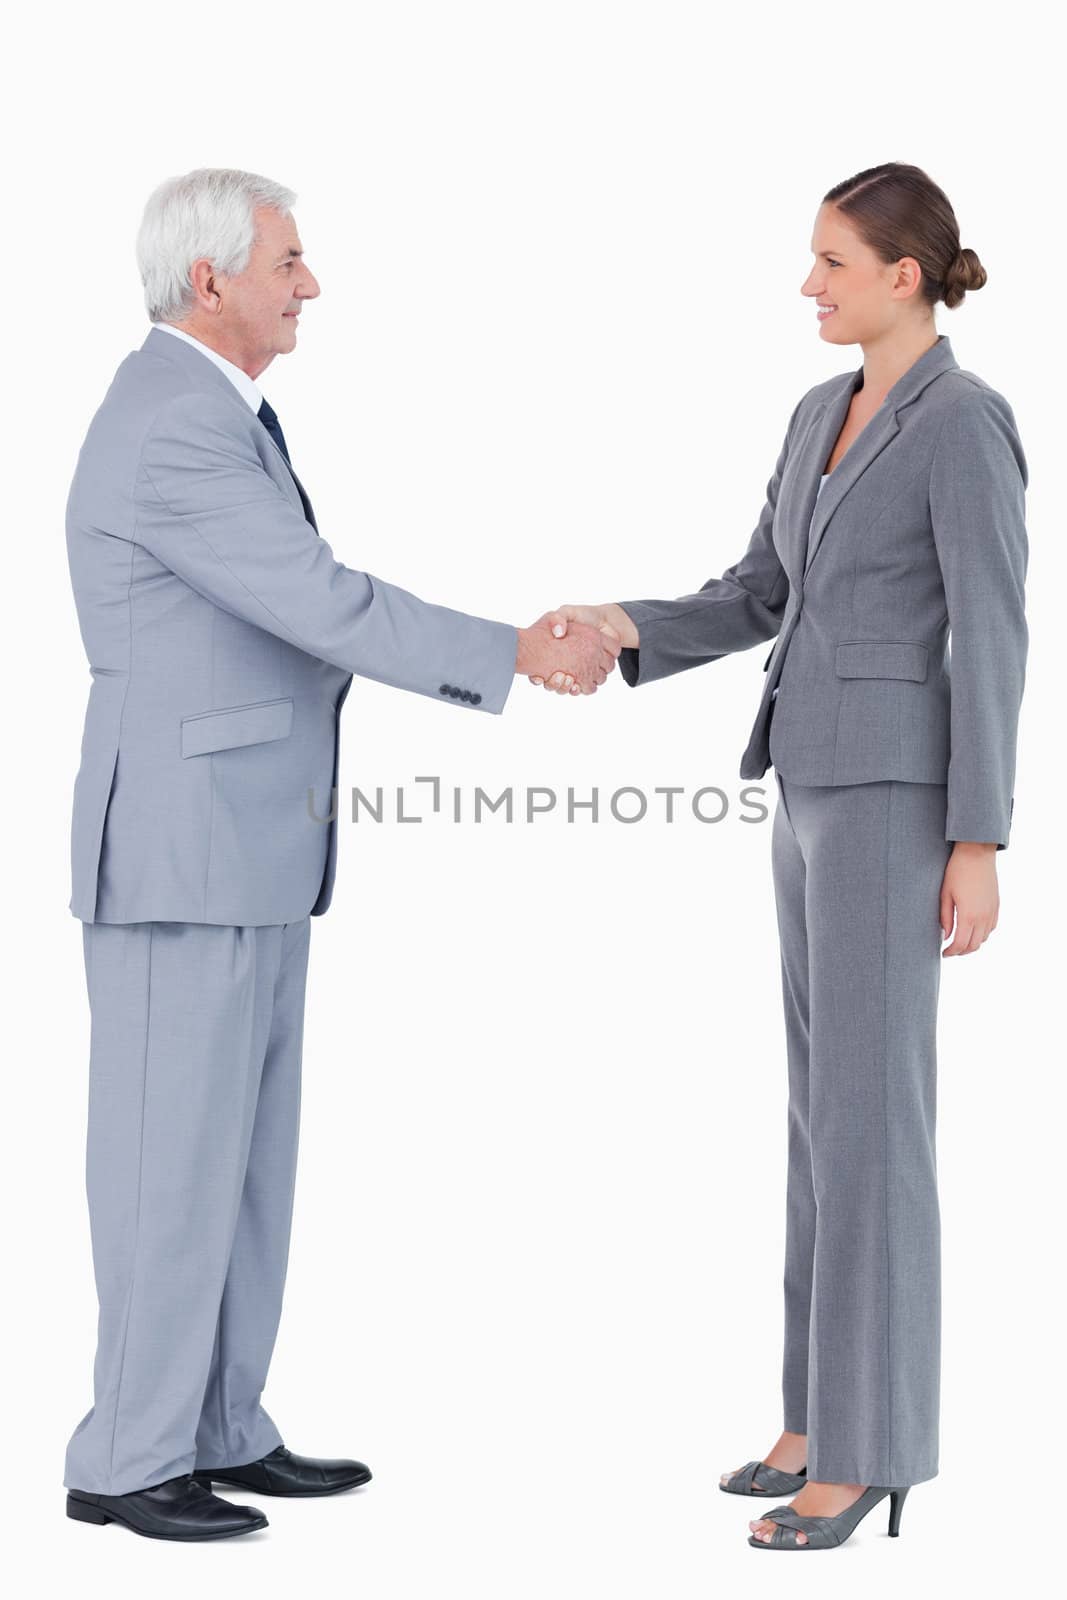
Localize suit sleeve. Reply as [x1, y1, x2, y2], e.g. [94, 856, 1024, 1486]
[928, 387, 1029, 851]
[614, 398, 801, 687]
[133, 393, 518, 713]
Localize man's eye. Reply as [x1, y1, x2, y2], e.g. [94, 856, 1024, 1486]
[828, 259, 841, 268]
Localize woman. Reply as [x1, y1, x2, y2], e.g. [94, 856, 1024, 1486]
[533, 163, 1029, 1551]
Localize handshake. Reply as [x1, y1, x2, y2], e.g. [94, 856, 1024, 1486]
[514, 603, 641, 696]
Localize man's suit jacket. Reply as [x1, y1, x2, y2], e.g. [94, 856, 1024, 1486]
[66, 326, 518, 925]
[616, 335, 1029, 849]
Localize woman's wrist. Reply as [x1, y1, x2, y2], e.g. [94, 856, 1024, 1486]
[602, 603, 640, 650]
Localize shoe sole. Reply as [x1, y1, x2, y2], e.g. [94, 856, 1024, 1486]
[720, 1484, 787, 1496]
[719, 1478, 807, 1496]
[193, 1470, 372, 1497]
[747, 1536, 831, 1549]
[67, 1493, 268, 1540]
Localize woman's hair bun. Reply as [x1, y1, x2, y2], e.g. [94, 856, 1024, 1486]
[943, 246, 987, 309]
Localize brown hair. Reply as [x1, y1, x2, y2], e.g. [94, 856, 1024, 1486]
[823, 163, 987, 311]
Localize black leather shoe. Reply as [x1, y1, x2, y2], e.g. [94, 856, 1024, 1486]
[193, 1443, 372, 1497]
[66, 1472, 268, 1540]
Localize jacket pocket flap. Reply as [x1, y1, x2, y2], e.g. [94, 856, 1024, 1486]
[835, 641, 928, 683]
[181, 696, 294, 758]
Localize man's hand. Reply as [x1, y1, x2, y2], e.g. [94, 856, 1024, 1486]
[516, 612, 622, 695]
[940, 842, 1000, 955]
[527, 603, 638, 690]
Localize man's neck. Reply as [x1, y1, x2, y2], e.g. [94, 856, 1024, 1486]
[164, 320, 272, 381]
[153, 323, 265, 414]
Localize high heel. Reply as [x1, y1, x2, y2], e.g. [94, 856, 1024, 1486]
[747, 1483, 911, 1550]
[888, 1486, 909, 1537]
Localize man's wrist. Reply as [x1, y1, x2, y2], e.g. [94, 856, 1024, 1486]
[514, 626, 542, 676]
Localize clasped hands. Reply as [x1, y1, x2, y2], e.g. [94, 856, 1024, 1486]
[515, 603, 640, 696]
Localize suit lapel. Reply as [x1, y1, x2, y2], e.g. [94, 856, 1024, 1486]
[802, 387, 897, 576]
[273, 451, 318, 534]
[801, 334, 959, 577]
[786, 383, 858, 580]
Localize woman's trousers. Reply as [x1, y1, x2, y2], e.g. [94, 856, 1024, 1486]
[770, 771, 953, 1487]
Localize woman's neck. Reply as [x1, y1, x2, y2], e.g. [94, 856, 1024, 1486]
[857, 323, 940, 406]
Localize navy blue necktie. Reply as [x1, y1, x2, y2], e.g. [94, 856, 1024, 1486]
[257, 397, 318, 532]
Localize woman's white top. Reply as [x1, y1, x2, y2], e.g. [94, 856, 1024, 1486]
[770, 473, 830, 698]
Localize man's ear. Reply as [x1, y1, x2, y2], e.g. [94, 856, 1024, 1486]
[189, 257, 222, 313]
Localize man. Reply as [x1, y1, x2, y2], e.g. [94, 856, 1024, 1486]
[63, 167, 619, 1542]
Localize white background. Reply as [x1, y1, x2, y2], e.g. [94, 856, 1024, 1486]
[3, 2, 1061, 1594]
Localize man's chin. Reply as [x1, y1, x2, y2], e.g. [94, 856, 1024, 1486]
[272, 322, 300, 356]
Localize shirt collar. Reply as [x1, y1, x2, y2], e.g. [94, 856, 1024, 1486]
[151, 323, 263, 413]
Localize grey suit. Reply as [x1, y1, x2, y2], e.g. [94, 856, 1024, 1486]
[615, 335, 1029, 1485]
[618, 334, 1028, 850]
[66, 325, 518, 928]
[63, 329, 518, 1495]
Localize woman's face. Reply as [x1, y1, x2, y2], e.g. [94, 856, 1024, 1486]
[801, 202, 925, 345]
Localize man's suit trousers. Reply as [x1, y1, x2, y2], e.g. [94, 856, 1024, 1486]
[771, 772, 953, 1487]
[64, 916, 311, 1496]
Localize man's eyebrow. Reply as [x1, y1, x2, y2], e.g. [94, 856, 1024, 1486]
[277, 247, 304, 261]
[812, 249, 846, 259]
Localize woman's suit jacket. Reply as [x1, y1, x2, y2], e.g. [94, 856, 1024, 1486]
[616, 335, 1029, 850]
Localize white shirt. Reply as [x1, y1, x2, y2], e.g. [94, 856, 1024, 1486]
[152, 322, 263, 413]
[771, 472, 830, 700]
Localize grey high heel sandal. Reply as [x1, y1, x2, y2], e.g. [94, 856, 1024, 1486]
[719, 1459, 808, 1496]
[748, 1483, 910, 1549]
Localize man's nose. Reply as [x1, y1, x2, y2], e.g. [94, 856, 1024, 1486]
[298, 270, 321, 299]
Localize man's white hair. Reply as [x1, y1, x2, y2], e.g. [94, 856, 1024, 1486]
[136, 167, 298, 324]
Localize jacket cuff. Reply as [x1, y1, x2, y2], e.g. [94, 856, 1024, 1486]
[947, 795, 1014, 852]
[612, 602, 674, 687]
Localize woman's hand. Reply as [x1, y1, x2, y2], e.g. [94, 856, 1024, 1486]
[939, 842, 1000, 955]
[528, 604, 639, 688]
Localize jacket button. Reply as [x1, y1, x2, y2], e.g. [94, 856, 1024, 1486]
[449, 687, 461, 697]
[439, 684, 451, 695]
[471, 693, 482, 705]
[460, 689, 471, 701]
